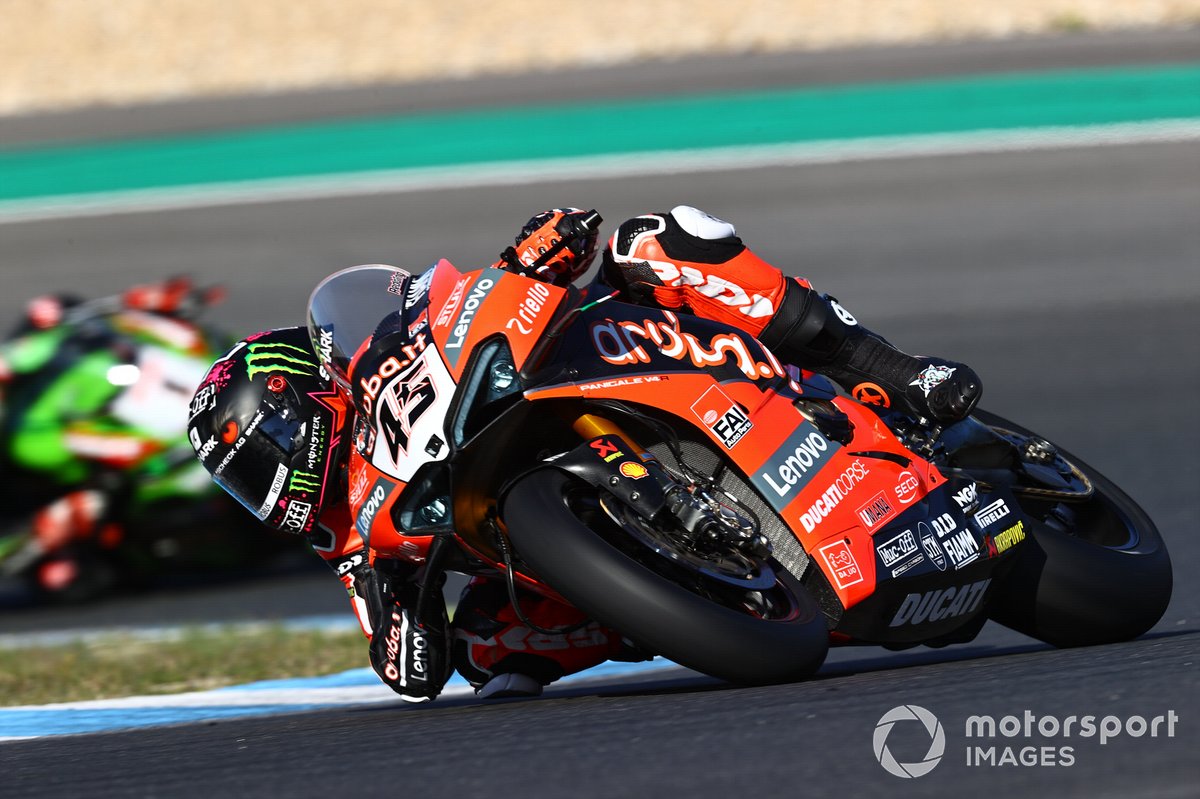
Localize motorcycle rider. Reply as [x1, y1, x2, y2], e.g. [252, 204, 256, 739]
[188, 206, 981, 702]
[1, 277, 228, 598]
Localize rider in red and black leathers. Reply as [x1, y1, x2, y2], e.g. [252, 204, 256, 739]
[190, 205, 981, 703]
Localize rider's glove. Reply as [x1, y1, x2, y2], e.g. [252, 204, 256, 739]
[332, 549, 451, 702]
[496, 208, 602, 286]
[902, 358, 983, 424]
[366, 563, 452, 703]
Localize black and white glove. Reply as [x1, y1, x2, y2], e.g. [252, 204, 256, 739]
[904, 358, 983, 424]
[333, 550, 451, 703]
[367, 576, 452, 704]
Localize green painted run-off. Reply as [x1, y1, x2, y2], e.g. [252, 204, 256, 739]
[1, 63, 1198, 201]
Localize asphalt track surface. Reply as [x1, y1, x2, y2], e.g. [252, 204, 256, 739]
[2, 31, 1198, 797]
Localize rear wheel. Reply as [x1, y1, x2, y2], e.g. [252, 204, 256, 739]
[972, 411, 1172, 647]
[502, 469, 829, 685]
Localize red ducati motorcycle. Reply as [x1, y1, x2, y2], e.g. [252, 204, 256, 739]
[308, 239, 1171, 684]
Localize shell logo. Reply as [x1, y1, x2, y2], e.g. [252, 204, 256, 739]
[619, 462, 649, 480]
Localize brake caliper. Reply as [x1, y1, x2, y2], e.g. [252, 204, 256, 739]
[664, 484, 771, 560]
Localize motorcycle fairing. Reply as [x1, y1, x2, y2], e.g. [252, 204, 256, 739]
[330, 262, 1024, 645]
[423, 260, 569, 381]
[517, 291, 1021, 630]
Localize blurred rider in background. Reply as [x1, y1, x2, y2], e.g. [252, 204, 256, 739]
[188, 206, 982, 701]
[0, 277, 232, 600]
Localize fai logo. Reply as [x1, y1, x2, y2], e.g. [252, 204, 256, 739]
[691, 386, 753, 449]
[874, 705, 945, 778]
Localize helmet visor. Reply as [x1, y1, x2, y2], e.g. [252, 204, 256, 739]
[211, 403, 306, 520]
[307, 265, 410, 391]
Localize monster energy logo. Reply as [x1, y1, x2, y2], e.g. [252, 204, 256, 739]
[288, 470, 321, 493]
[245, 342, 319, 379]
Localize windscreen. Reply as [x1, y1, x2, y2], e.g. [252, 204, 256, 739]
[306, 265, 410, 390]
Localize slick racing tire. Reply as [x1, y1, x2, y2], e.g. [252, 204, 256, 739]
[975, 410, 1172, 648]
[502, 469, 829, 685]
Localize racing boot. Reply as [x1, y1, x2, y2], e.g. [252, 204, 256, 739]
[451, 577, 623, 698]
[757, 285, 982, 424]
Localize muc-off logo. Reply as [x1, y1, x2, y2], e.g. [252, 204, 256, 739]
[244, 342, 319, 380]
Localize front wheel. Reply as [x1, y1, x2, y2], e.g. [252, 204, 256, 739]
[501, 469, 829, 685]
[972, 411, 1172, 647]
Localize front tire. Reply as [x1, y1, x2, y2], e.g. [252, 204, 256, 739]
[501, 469, 829, 685]
[974, 410, 1173, 647]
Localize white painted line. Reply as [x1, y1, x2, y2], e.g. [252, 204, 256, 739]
[0, 658, 687, 740]
[1, 118, 1197, 226]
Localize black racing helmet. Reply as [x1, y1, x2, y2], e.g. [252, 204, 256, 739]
[187, 326, 346, 535]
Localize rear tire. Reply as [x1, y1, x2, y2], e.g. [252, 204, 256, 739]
[502, 469, 829, 685]
[974, 411, 1172, 647]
